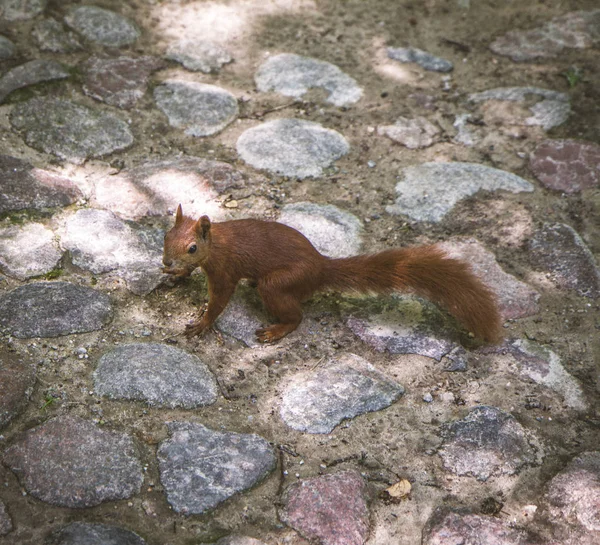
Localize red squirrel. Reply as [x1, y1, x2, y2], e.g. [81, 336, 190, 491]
[162, 205, 502, 343]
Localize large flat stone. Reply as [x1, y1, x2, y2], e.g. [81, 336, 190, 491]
[92, 156, 242, 219]
[0, 0, 46, 21]
[278, 202, 363, 258]
[58, 209, 164, 295]
[280, 354, 404, 434]
[0, 155, 82, 213]
[543, 452, 600, 534]
[0, 348, 35, 431]
[507, 339, 587, 411]
[10, 98, 134, 164]
[386, 162, 534, 222]
[491, 10, 600, 61]
[281, 470, 369, 545]
[64, 6, 140, 47]
[157, 422, 276, 515]
[94, 343, 218, 408]
[255, 53, 362, 107]
[530, 139, 600, 194]
[83, 56, 165, 109]
[529, 223, 600, 298]
[154, 80, 238, 137]
[468, 87, 570, 130]
[3, 415, 143, 508]
[347, 298, 459, 360]
[0, 282, 113, 338]
[0, 59, 69, 104]
[237, 118, 349, 179]
[423, 508, 530, 545]
[439, 406, 542, 481]
[166, 39, 232, 73]
[0, 35, 15, 59]
[32, 17, 82, 52]
[0, 222, 62, 280]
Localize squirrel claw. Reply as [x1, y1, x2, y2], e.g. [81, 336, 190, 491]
[185, 321, 206, 338]
[255, 328, 276, 343]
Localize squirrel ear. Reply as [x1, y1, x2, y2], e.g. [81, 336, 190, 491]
[175, 204, 183, 225]
[196, 215, 211, 241]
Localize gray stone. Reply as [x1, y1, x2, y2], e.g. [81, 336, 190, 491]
[0, 155, 82, 214]
[0, 0, 46, 21]
[423, 508, 529, 545]
[166, 39, 232, 73]
[3, 415, 143, 508]
[530, 139, 600, 194]
[529, 223, 600, 298]
[46, 523, 146, 545]
[278, 202, 363, 258]
[0, 348, 35, 431]
[453, 113, 479, 147]
[386, 162, 534, 223]
[0, 35, 15, 59]
[378, 116, 440, 149]
[0, 59, 70, 104]
[439, 406, 541, 481]
[64, 6, 140, 47]
[154, 80, 238, 137]
[94, 343, 218, 409]
[507, 339, 587, 410]
[387, 46, 453, 72]
[83, 56, 165, 109]
[442, 346, 469, 372]
[157, 422, 276, 515]
[93, 156, 243, 220]
[281, 470, 369, 545]
[346, 299, 459, 360]
[0, 501, 11, 536]
[468, 87, 570, 130]
[544, 452, 600, 533]
[236, 118, 349, 179]
[255, 53, 362, 107]
[0, 281, 113, 338]
[216, 289, 266, 347]
[10, 97, 134, 164]
[491, 10, 600, 62]
[32, 17, 82, 53]
[59, 209, 164, 295]
[438, 239, 539, 320]
[280, 354, 404, 434]
[0, 222, 62, 280]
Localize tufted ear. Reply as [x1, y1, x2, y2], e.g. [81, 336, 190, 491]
[175, 204, 183, 226]
[196, 215, 211, 241]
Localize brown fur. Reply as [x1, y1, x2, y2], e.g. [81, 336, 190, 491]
[163, 206, 502, 343]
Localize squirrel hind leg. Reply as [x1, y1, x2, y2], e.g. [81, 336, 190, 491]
[256, 281, 304, 343]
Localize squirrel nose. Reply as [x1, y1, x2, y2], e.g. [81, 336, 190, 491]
[163, 257, 173, 267]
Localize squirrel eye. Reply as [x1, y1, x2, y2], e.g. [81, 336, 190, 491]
[188, 244, 197, 254]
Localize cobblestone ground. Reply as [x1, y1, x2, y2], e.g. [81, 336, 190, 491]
[0, 1, 599, 544]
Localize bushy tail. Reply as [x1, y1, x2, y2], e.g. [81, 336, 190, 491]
[323, 245, 502, 342]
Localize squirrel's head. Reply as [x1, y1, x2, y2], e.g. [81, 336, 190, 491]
[162, 204, 212, 277]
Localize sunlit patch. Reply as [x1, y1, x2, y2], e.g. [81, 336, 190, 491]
[153, 0, 316, 49]
[93, 167, 223, 221]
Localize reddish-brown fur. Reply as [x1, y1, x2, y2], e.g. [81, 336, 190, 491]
[162, 205, 502, 343]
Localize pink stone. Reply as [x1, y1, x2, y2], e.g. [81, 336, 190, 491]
[281, 470, 369, 545]
[530, 139, 600, 193]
